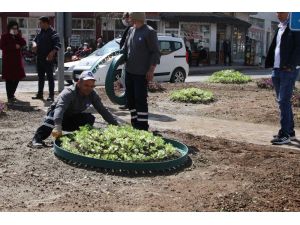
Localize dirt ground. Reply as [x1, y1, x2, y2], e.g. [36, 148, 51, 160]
[1, 81, 300, 211]
[146, 82, 300, 127]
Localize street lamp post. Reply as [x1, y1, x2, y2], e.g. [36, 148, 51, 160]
[56, 12, 65, 92]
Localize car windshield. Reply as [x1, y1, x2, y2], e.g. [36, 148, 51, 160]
[91, 39, 120, 56]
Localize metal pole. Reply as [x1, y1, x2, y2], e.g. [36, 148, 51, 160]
[56, 12, 65, 92]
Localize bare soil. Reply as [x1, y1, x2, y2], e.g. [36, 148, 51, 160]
[1, 81, 300, 211]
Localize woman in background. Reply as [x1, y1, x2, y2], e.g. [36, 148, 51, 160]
[0, 20, 26, 103]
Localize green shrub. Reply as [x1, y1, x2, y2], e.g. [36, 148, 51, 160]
[60, 125, 179, 162]
[170, 88, 214, 104]
[208, 70, 252, 84]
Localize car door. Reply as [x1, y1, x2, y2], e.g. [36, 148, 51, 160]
[154, 40, 174, 82]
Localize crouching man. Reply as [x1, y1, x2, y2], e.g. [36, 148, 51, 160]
[31, 71, 119, 147]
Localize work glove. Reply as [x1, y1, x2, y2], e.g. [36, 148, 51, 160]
[52, 125, 62, 139]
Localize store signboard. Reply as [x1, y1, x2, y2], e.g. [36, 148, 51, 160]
[70, 35, 81, 47]
[29, 12, 55, 17]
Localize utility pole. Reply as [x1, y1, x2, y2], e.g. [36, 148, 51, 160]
[56, 12, 65, 92]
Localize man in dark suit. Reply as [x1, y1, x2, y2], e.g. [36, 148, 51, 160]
[32, 16, 61, 102]
[265, 12, 300, 145]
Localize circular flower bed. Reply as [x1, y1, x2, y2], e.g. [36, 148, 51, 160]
[59, 125, 180, 162]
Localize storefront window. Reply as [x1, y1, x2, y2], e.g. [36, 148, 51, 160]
[83, 19, 94, 29]
[180, 23, 210, 50]
[165, 21, 179, 29]
[28, 18, 39, 29]
[72, 19, 82, 29]
[232, 26, 246, 62]
[72, 18, 96, 48]
[164, 21, 179, 36]
[249, 17, 265, 29]
[8, 17, 27, 28]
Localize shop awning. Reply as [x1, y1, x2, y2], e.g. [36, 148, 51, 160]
[160, 12, 252, 28]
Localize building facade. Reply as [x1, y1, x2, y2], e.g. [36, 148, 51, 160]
[159, 13, 252, 64]
[0, 12, 160, 50]
[1, 12, 254, 64]
[247, 12, 279, 65]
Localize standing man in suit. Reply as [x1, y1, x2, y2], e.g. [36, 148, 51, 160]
[32, 16, 61, 102]
[265, 12, 300, 145]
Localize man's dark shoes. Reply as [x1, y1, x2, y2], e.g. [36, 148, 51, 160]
[31, 136, 45, 148]
[271, 133, 291, 145]
[32, 94, 43, 100]
[273, 130, 296, 141]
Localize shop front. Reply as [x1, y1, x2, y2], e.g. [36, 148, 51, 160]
[160, 12, 251, 65]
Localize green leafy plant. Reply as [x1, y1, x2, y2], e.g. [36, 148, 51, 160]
[60, 125, 179, 162]
[170, 88, 214, 104]
[208, 70, 252, 84]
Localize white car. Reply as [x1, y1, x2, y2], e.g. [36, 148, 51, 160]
[57, 35, 189, 85]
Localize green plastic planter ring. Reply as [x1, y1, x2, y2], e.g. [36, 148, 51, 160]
[53, 138, 189, 172]
[105, 54, 126, 105]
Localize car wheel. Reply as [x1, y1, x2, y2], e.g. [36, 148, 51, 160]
[170, 68, 186, 83]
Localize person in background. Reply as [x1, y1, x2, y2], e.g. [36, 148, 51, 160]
[97, 36, 105, 49]
[64, 46, 73, 62]
[79, 42, 92, 58]
[32, 16, 61, 102]
[265, 12, 300, 145]
[118, 12, 133, 110]
[31, 71, 119, 147]
[0, 20, 26, 103]
[184, 38, 192, 66]
[64, 46, 74, 86]
[120, 12, 132, 49]
[123, 12, 160, 131]
[222, 39, 232, 66]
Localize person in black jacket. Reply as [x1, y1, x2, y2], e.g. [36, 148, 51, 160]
[120, 12, 132, 49]
[265, 12, 300, 145]
[118, 12, 133, 110]
[123, 12, 160, 131]
[32, 16, 61, 102]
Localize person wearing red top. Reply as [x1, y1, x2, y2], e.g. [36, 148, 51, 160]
[0, 20, 26, 103]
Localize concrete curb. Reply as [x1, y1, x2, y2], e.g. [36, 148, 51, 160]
[0, 65, 267, 82]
